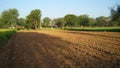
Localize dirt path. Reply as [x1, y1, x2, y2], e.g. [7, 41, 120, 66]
[0, 30, 120, 68]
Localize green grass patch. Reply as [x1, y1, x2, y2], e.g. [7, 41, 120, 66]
[0, 29, 16, 47]
[40, 28, 61, 30]
[64, 27, 120, 32]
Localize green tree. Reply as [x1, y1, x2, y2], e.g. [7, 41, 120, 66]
[0, 17, 4, 28]
[78, 14, 89, 27]
[64, 14, 78, 27]
[43, 17, 51, 27]
[111, 21, 119, 26]
[0, 10, 10, 27]
[53, 18, 66, 29]
[88, 18, 96, 27]
[26, 9, 41, 29]
[60, 18, 66, 29]
[17, 18, 26, 27]
[111, 5, 120, 26]
[26, 15, 32, 29]
[96, 16, 109, 27]
[0, 8, 19, 28]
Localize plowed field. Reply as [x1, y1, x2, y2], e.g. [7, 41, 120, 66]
[0, 30, 120, 68]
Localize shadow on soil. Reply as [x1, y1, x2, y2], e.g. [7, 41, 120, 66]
[3, 32, 74, 68]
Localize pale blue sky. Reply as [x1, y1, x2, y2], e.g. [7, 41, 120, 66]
[0, 0, 120, 19]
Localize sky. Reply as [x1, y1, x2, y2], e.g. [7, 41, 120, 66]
[0, 0, 120, 19]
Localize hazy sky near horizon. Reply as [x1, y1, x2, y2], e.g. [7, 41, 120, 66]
[0, 0, 120, 19]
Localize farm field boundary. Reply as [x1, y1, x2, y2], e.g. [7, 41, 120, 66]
[64, 27, 120, 32]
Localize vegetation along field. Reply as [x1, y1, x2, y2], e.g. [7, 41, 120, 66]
[65, 27, 120, 32]
[0, 30, 120, 68]
[0, 29, 16, 47]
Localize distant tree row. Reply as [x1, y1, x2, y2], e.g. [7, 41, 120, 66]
[52, 15, 111, 29]
[51, 5, 120, 29]
[0, 5, 120, 29]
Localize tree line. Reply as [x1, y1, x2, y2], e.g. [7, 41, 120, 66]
[0, 5, 120, 29]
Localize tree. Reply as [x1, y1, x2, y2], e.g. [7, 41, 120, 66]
[43, 17, 51, 27]
[78, 14, 89, 27]
[96, 16, 109, 27]
[0, 8, 19, 28]
[64, 14, 78, 27]
[0, 17, 4, 28]
[111, 21, 119, 26]
[26, 9, 41, 29]
[26, 15, 32, 29]
[17, 18, 26, 27]
[0, 10, 10, 27]
[53, 18, 66, 29]
[111, 5, 120, 26]
[88, 18, 96, 27]
[60, 18, 66, 29]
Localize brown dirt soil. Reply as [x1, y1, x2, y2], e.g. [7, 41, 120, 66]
[0, 30, 120, 68]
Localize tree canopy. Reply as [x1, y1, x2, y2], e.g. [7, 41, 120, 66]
[96, 16, 109, 27]
[0, 8, 19, 28]
[53, 18, 66, 29]
[17, 18, 26, 27]
[26, 9, 41, 29]
[78, 14, 89, 27]
[64, 14, 78, 27]
[111, 5, 120, 26]
[43, 17, 51, 27]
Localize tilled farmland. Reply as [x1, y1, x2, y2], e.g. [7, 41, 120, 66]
[0, 30, 120, 68]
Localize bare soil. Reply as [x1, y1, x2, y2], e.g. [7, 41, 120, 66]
[0, 30, 120, 68]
